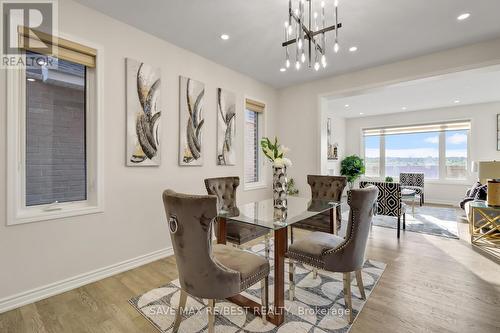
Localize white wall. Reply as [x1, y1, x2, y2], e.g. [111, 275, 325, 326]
[277, 38, 500, 198]
[344, 102, 500, 205]
[0, 0, 278, 306]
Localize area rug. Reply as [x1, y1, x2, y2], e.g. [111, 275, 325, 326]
[340, 204, 460, 239]
[129, 241, 386, 332]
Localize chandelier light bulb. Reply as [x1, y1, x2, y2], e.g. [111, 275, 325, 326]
[298, 39, 303, 50]
[284, 21, 289, 28]
[321, 54, 327, 68]
[334, 41, 340, 53]
[295, 61, 301, 70]
[314, 62, 320, 71]
[321, 1, 325, 8]
[301, 52, 306, 63]
[334, 0, 339, 7]
[286, 58, 291, 68]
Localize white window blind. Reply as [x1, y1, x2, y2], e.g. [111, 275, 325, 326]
[363, 121, 471, 136]
[244, 99, 264, 185]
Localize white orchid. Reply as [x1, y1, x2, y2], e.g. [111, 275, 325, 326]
[283, 158, 292, 167]
[279, 145, 291, 154]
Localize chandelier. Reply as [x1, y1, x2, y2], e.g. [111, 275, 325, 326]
[282, 0, 342, 71]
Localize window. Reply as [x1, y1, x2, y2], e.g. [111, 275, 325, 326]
[364, 135, 381, 177]
[7, 30, 102, 225]
[244, 98, 265, 188]
[363, 121, 470, 181]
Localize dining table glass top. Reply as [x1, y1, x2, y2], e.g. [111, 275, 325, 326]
[217, 196, 340, 230]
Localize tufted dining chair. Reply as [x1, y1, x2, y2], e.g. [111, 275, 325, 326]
[287, 186, 378, 324]
[290, 175, 347, 278]
[291, 175, 346, 237]
[205, 177, 271, 259]
[162, 190, 270, 332]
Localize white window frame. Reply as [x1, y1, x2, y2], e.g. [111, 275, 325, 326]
[6, 35, 104, 225]
[360, 120, 471, 184]
[243, 97, 267, 191]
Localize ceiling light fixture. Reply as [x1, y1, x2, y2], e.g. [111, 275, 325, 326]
[27, 78, 35, 82]
[359, 112, 364, 115]
[220, 34, 230, 40]
[457, 13, 470, 21]
[454, 100, 461, 104]
[344, 104, 350, 108]
[282, 0, 343, 72]
[280, 67, 286, 72]
[401, 106, 407, 110]
[349, 46, 358, 52]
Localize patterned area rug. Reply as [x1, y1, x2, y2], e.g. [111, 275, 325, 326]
[373, 205, 460, 239]
[339, 203, 460, 239]
[129, 241, 386, 332]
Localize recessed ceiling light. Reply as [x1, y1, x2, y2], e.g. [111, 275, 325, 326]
[454, 100, 461, 104]
[344, 104, 350, 108]
[359, 112, 364, 115]
[401, 106, 407, 110]
[280, 67, 286, 72]
[457, 13, 470, 21]
[349, 46, 358, 52]
[27, 78, 35, 82]
[220, 34, 230, 40]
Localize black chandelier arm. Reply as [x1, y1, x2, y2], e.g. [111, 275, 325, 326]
[281, 23, 342, 49]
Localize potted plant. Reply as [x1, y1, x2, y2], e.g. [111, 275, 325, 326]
[385, 176, 394, 182]
[340, 155, 365, 189]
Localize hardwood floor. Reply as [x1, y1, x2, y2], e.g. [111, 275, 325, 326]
[1, 210, 499, 333]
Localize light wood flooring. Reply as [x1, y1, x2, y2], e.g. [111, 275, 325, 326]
[1, 208, 499, 333]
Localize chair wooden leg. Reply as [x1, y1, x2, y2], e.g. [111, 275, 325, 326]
[312, 267, 318, 279]
[260, 277, 268, 325]
[289, 260, 295, 301]
[173, 289, 187, 333]
[207, 299, 215, 333]
[264, 233, 271, 260]
[290, 226, 294, 244]
[403, 213, 406, 230]
[397, 216, 401, 238]
[355, 270, 366, 300]
[343, 272, 354, 324]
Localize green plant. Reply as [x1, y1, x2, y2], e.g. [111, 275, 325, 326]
[287, 178, 299, 196]
[340, 155, 366, 189]
[385, 176, 394, 182]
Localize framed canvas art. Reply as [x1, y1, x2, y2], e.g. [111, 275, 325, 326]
[179, 76, 205, 166]
[126, 58, 161, 166]
[216, 88, 236, 165]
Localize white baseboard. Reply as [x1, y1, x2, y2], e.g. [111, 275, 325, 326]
[0, 247, 173, 314]
[425, 198, 458, 206]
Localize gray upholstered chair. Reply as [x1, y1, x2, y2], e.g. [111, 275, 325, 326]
[287, 186, 379, 324]
[399, 172, 425, 206]
[162, 190, 270, 332]
[360, 181, 406, 238]
[205, 177, 271, 259]
[291, 175, 347, 239]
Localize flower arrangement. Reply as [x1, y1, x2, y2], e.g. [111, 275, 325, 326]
[260, 137, 292, 168]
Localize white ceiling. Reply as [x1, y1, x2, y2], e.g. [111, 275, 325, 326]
[326, 66, 500, 118]
[74, 0, 500, 88]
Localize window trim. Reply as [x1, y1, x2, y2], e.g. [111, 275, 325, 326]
[243, 96, 267, 191]
[6, 34, 104, 226]
[360, 120, 472, 184]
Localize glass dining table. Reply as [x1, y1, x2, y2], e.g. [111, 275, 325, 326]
[216, 196, 341, 326]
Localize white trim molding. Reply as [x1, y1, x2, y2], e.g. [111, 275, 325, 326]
[0, 247, 174, 314]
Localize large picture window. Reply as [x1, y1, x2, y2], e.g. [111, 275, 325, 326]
[363, 121, 470, 181]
